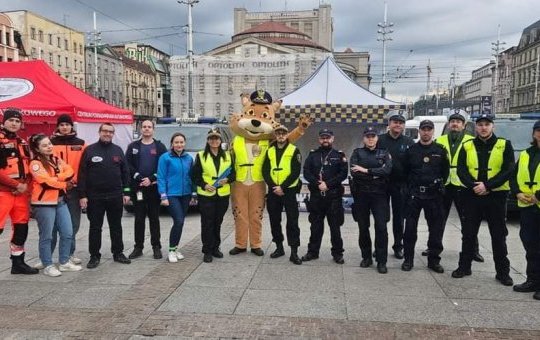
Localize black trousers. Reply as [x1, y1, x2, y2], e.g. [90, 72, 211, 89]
[87, 196, 125, 257]
[198, 195, 229, 254]
[442, 185, 479, 253]
[459, 191, 510, 275]
[354, 191, 389, 264]
[267, 190, 300, 247]
[307, 194, 344, 257]
[133, 185, 161, 250]
[519, 205, 540, 284]
[404, 194, 444, 263]
[388, 182, 407, 251]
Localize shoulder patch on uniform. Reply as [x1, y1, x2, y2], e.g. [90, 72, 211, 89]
[31, 163, 40, 172]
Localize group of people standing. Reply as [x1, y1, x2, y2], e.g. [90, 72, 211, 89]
[1, 106, 539, 301]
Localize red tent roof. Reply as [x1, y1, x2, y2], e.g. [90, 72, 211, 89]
[0, 60, 132, 124]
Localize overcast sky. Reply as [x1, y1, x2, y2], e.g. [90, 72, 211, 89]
[4, 0, 539, 103]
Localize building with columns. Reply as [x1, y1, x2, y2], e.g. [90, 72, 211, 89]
[0, 13, 19, 62]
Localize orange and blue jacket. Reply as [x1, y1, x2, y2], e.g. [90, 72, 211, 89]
[30, 156, 74, 205]
[0, 129, 31, 193]
[51, 132, 85, 184]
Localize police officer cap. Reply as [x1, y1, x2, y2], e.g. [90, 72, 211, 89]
[2, 107, 23, 123]
[250, 89, 272, 104]
[274, 125, 289, 133]
[448, 109, 466, 122]
[387, 111, 406, 123]
[476, 113, 494, 123]
[533, 120, 540, 131]
[207, 128, 222, 139]
[363, 126, 378, 136]
[419, 120, 435, 129]
[319, 128, 333, 137]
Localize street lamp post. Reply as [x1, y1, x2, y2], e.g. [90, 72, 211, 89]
[178, 0, 199, 118]
[377, 2, 393, 99]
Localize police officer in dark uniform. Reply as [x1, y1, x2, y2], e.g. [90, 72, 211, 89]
[350, 126, 392, 273]
[262, 125, 302, 265]
[401, 120, 449, 273]
[424, 110, 484, 262]
[510, 120, 540, 299]
[452, 113, 514, 286]
[302, 128, 348, 264]
[377, 112, 414, 259]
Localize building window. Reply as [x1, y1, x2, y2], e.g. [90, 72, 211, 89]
[49, 52, 53, 64]
[48, 33, 52, 45]
[65, 57, 69, 68]
[74, 59, 78, 70]
[57, 37, 61, 48]
[79, 44, 83, 55]
[30, 27, 36, 40]
[57, 55, 61, 66]
[31, 47, 37, 60]
[73, 42, 77, 53]
[64, 39, 68, 50]
[38, 30, 43, 42]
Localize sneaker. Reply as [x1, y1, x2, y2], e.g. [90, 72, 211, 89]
[69, 256, 82, 265]
[58, 261, 83, 272]
[33, 261, 45, 270]
[43, 265, 62, 277]
[168, 252, 178, 263]
[176, 250, 185, 260]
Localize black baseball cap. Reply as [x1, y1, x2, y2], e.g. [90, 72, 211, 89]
[363, 126, 378, 136]
[388, 112, 406, 123]
[533, 120, 540, 131]
[476, 113, 494, 123]
[419, 120, 435, 129]
[319, 128, 333, 137]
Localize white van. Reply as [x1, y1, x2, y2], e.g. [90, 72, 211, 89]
[405, 116, 448, 142]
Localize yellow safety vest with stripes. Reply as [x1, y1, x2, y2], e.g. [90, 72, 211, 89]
[232, 135, 268, 182]
[436, 133, 474, 187]
[462, 138, 509, 191]
[267, 143, 300, 188]
[516, 150, 540, 208]
[196, 151, 232, 197]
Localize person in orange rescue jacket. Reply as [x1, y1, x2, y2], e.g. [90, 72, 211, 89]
[0, 108, 38, 275]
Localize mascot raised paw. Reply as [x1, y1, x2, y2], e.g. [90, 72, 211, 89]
[228, 90, 310, 256]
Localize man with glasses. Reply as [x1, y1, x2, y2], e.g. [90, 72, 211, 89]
[301, 128, 348, 264]
[262, 125, 302, 265]
[78, 123, 131, 268]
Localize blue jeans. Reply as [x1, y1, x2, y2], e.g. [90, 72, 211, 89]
[51, 188, 81, 256]
[167, 195, 191, 248]
[33, 199, 73, 267]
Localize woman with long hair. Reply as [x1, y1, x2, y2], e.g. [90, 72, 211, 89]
[157, 132, 193, 263]
[29, 134, 82, 277]
[191, 128, 235, 263]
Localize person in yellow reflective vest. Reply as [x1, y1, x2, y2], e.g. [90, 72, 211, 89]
[428, 110, 484, 263]
[452, 113, 515, 286]
[191, 128, 235, 263]
[262, 125, 302, 265]
[510, 119, 540, 300]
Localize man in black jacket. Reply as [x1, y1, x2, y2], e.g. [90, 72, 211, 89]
[452, 114, 515, 286]
[125, 120, 167, 260]
[402, 120, 449, 273]
[301, 128, 348, 264]
[78, 123, 131, 269]
[377, 112, 414, 259]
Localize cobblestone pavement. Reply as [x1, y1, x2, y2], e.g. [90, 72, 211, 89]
[0, 207, 539, 339]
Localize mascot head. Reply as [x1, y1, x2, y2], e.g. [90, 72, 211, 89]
[230, 90, 282, 143]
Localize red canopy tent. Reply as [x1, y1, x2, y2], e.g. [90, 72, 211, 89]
[0, 60, 133, 149]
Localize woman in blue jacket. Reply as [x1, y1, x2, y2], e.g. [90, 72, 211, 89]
[157, 132, 193, 263]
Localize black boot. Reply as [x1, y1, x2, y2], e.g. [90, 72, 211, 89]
[11, 253, 39, 275]
[270, 242, 285, 259]
[289, 246, 302, 265]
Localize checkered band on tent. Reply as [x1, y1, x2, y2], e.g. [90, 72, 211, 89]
[277, 104, 405, 124]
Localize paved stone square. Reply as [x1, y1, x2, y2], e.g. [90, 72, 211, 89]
[0, 206, 539, 339]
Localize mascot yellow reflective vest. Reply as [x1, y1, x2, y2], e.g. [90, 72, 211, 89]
[228, 90, 310, 255]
